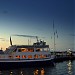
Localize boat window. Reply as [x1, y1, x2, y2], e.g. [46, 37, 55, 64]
[36, 48, 41, 52]
[34, 54, 38, 58]
[39, 54, 48, 58]
[27, 48, 34, 52]
[43, 48, 49, 51]
[39, 54, 43, 58]
[16, 55, 20, 58]
[18, 48, 28, 52]
[28, 55, 32, 59]
[21, 48, 27, 52]
[18, 48, 34, 52]
[43, 55, 48, 58]
[22, 55, 26, 58]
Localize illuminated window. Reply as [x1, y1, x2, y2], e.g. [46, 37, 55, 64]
[22, 55, 26, 58]
[28, 55, 32, 59]
[28, 48, 34, 52]
[16, 55, 20, 58]
[18, 48, 27, 52]
[40, 54, 43, 58]
[36, 48, 40, 52]
[34, 54, 38, 58]
[21, 48, 27, 52]
[43, 55, 48, 58]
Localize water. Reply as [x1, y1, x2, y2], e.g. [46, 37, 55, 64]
[0, 60, 75, 75]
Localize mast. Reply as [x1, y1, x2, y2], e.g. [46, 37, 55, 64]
[53, 20, 56, 51]
[53, 20, 58, 51]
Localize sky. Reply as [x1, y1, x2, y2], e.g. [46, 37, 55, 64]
[0, 0, 74, 51]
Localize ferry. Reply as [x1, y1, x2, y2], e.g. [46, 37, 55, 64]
[0, 36, 54, 69]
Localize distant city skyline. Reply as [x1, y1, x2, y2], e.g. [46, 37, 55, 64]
[0, 0, 74, 51]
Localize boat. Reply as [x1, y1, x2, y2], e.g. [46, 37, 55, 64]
[0, 36, 54, 69]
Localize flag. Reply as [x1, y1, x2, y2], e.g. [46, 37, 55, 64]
[10, 36, 12, 45]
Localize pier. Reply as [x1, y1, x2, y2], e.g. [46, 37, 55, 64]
[51, 51, 75, 62]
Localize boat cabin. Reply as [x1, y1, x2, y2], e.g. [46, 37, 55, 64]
[0, 40, 51, 60]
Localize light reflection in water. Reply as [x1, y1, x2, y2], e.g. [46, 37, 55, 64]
[20, 70, 24, 75]
[41, 68, 45, 75]
[10, 71, 13, 75]
[34, 68, 45, 75]
[0, 71, 2, 75]
[1, 60, 75, 75]
[67, 60, 72, 75]
[34, 69, 39, 75]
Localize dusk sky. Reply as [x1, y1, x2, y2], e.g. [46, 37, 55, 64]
[0, 0, 74, 51]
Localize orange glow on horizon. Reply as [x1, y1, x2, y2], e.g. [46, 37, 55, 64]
[0, 41, 9, 50]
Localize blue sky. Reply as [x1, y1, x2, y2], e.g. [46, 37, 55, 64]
[0, 0, 74, 51]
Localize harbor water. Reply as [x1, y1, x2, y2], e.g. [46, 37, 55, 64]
[0, 60, 75, 75]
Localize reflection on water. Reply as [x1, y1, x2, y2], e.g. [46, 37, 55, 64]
[34, 69, 39, 75]
[34, 68, 45, 75]
[67, 60, 72, 75]
[10, 71, 13, 75]
[0, 71, 2, 75]
[0, 60, 75, 75]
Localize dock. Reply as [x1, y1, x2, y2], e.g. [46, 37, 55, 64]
[51, 51, 75, 62]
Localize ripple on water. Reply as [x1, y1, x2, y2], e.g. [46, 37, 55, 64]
[1, 60, 75, 75]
